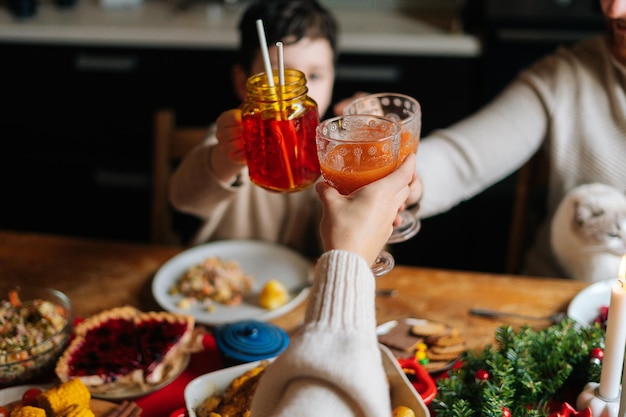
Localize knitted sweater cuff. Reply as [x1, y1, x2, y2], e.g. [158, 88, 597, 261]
[305, 250, 377, 333]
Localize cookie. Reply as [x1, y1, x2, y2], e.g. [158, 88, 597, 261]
[428, 343, 467, 361]
[430, 342, 466, 355]
[427, 350, 461, 361]
[426, 330, 464, 347]
[410, 321, 447, 337]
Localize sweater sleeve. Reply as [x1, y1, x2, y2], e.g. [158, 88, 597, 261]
[249, 250, 391, 417]
[169, 124, 248, 219]
[415, 64, 550, 218]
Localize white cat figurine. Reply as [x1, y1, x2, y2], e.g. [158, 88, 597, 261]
[551, 183, 626, 281]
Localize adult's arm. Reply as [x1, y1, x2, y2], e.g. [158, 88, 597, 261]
[249, 250, 391, 417]
[416, 76, 549, 217]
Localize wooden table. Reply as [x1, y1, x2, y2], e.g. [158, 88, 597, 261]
[0, 230, 589, 352]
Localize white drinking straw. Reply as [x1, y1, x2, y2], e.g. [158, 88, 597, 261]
[276, 41, 285, 87]
[255, 19, 274, 87]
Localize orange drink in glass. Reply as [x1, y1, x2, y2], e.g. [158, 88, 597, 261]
[318, 141, 397, 195]
[316, 114, 401, 277]
[316, 115, 401, 195]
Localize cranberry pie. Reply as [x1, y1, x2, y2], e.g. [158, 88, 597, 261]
[56, 306, 194, 393]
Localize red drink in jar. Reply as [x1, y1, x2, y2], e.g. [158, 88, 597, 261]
[241, 69, 320, 193]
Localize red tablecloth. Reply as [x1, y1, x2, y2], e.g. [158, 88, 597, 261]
[135, 334, 224, 417]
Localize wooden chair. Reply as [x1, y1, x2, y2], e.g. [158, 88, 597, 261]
[505, 148, 549, 274]
[151, 108, 207, 245]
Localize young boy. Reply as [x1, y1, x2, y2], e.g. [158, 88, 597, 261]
[169, 0, 339, 258]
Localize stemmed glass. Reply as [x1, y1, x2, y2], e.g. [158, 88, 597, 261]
[344, 93, 422, 243]
[316, 114, 402, 277]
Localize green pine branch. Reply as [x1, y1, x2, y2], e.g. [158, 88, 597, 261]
[433, 319, 605, 417]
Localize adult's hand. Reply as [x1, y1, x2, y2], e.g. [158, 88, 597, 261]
[394, 170, 422, 225]
[316, 153, 415, 266]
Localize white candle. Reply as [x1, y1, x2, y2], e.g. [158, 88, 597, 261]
[617, 354, 626, 417]
[599, 256, 626, 401]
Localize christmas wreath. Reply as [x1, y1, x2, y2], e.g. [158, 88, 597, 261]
[432, 318, 605, 417]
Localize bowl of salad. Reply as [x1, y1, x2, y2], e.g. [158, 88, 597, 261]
[0, 286, 73, 387]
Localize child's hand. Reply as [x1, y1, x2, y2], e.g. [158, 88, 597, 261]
[215, 109, 246, 164]
[211, 109, 248, 184]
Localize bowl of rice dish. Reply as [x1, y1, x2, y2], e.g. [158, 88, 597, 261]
[0, 285, 73, 387]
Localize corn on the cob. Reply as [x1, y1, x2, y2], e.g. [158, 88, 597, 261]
[55, 404, 95, 417]
[37, 378, 91, 416]
[9, 405, 46, 417]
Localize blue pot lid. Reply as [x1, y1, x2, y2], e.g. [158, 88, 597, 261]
[214, 320, 290, 363]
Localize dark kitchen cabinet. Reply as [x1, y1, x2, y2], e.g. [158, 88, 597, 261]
[0, 43, 239, 242]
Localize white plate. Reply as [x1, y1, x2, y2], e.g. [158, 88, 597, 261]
[152, 240, 313, 326]
[184, 345, 429, 417]
[0, 384, 54, 405]
[567, 279, 614, 326]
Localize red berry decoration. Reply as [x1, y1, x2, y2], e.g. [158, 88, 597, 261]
[502, 407, 512, 417]
[599, 306, 609, 318]
[590, 347, 604, 360]
[548, 402, 592, 417]
[475, 369, 490, 381]
[595, 306, 609, 330]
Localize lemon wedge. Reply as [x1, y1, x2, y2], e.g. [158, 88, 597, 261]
[259, 279, 289, 310]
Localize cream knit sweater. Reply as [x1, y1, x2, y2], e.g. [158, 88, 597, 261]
[249, 250, 391, 417]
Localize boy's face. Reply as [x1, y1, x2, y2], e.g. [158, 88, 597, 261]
[247, 37, 335, 117]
